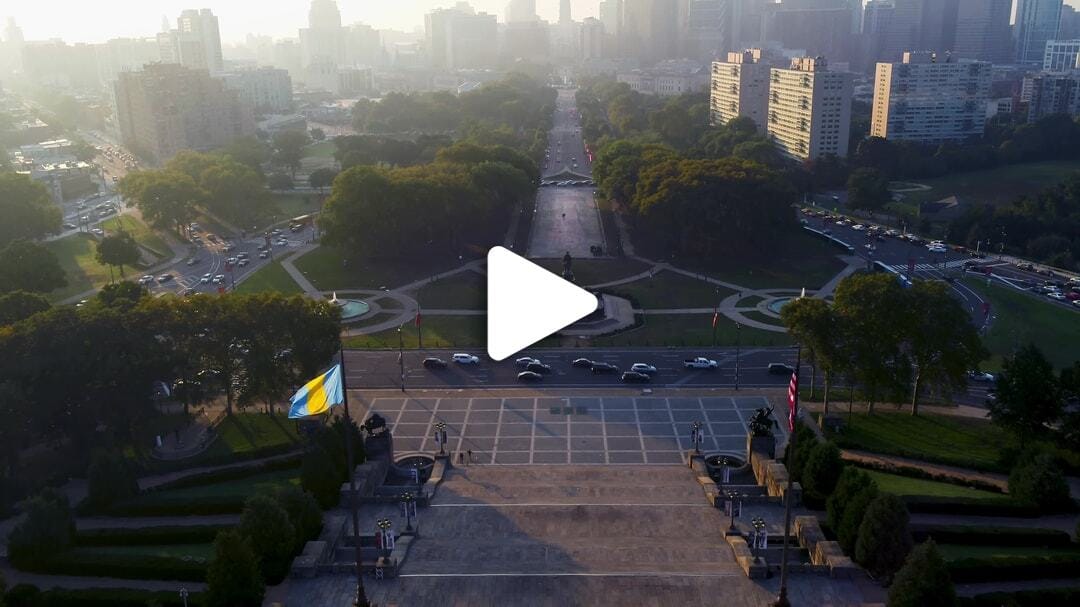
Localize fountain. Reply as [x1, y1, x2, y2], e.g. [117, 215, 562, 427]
[328, 291, 371, 323]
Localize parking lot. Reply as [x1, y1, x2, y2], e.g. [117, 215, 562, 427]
[355, 394, 785, 465]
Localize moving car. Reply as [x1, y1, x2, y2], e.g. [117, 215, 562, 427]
[200, 273, 212, 284]
[768, 363, 796, 375]
[515, 357, 540, 368]
[423, 357, 448, 369]
[571, 358, 594, 369]
[138, 275, 155, 285]
[630, 363, 657, 374]
[526, 362, 552, 374]
[968, 371, 995, 382]
[157, 274, 173, 283]
[517, 371, 543, 382]
[621, 371, 651, 383]
[453, 353, 480, 364]
[684, 357, 718, 370]
[591, 362, 619, 374]
[186, 257, 199, 266]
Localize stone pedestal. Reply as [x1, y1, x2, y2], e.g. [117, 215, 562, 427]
[746, 434, 776, 466]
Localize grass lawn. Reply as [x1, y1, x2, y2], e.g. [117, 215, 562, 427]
[827, 412, 1013, 472]
[938, 544, 1080, 561]
[671, 230, 847, 290]
[69, 543, 215, 561]
[234, 261, 303, 295]
[295, 246, 468, 291]
[44, 233, 112, 302]
[740, 310, 785, 327]
[100, 215, 170, 259]
[895, 160, 1080, 208]
[591, 314, 794, 348]
[304, 140, 337, 158]
[864, 469, 1011, 502]
[192, 413, 302, 463]
[604, 271, 732, 309]
[147, 468, 300, 502]
[415, 270, 486, 310]
[962, 278, 1080, 370]
[371, 296, 404, 310]
[532, 258, 652, 287]
[344, 315, 485, 349]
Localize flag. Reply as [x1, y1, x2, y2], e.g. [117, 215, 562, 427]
[288, 364, 344, 419]
[787, 368, 799, 432]
[712, 311, 719, 328]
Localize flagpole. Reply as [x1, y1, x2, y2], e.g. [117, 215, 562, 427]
[774, 345, 801, 607]
[339, 345, 368, 607]
[417, 303, 423, 350]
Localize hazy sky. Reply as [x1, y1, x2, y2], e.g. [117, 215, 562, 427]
[5, 1, 600, 43]
[6, 1, 1080, 45]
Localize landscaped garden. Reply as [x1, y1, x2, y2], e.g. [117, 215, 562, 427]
[295, 245, 469, 291]
[603, 270, 732, 309]
[43, 233, 117, 302]
[234, 260, 303, 295]
[99, 214, 170, 258]
[590, 314, 793, 348]
[892, 159, 1080, 208]
[414, 270, 485, 310]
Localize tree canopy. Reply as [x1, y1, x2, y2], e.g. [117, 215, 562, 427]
[0, 240, 67, 294]
[0, 173, 63, 247]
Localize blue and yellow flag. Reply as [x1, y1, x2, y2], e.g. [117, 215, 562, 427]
[288, 364, 344, 419]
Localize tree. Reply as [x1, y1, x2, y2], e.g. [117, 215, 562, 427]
[887, 540, 957, 607]
[801, 442, 845, 503]
[238, 494, 295, 583]
[272, 129, 310, 177]
[219, 136, 272, 173]
[855, 493, 913, 581]
[0, 568, 6, 607]
[7, 489, 75, 567]
[847, 167, 891, 213]
[206, 530, 264, 607]
[827, 467, 875, 535]
[95, 233, 140, 281]
[197, 157, 269, 227]
[118, 170, 203, 235]
[84, 451, 139, 511]
[783, 420, 819, 483]
[308, 168, 338, 193]
[833, 274, 909, 412]
[0, 240, 67, 294]
[780, 297, 844, 413]
[267, 172, 293, 190]
[904, 281, 987, 415]
[0, 291, 50, 326]
[301, 444, 342, 509]
[273, 486, 324, 554]
[1008, 451, 1071, 512]
[96, 281, 146, 310]
[310, 128, 326, 141]
[988, 344, 1062, 446]
[0, 173, 63, 247]
[837, 475, 879, 553]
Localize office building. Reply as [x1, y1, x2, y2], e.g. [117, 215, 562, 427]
[765, 1, 860, 64]
[710, 49, 770, 129]
[1061, 5, 1080, 39]
[862, 0, 922, 66]
[221, 67, 293, 113]
[560, 0, 572, 23]
[685, 0, 729, 61]
[617, 60, 710, 96]
[952, 0, 1012, 63]
[300, 0, 347, 68]
[1016, 0, 1064, 65]
[767, 56, 853, 161]
[94, 37, 160, 86]
[505, 0, 538, 22]
[1044, 39, 1080, 71]
[581, 18, 605, 61]
[425, 4, 498, 70]
[871, 52, 991, 145]
[620, 0, 685, 64]
[113, 63, 255, 162]
[599, 0, 621, 38]
[1026, 71, 1080, 120]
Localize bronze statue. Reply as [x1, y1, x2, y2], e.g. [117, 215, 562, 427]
[749, 406, 779, 438]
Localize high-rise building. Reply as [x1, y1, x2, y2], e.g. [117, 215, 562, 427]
[620, 0, 685, 64]
[505, 0, 538, 22]
[1016, 0, 1063, 64]
[917, 0, 958, 54]
[952, 0, 1012, 63]
[560, 0, 572, 23]
[425, 4, 498, 70]
[685, 0, 729, 61]
[1061, 5, 1080, 39]
[1044, 39, 1080, 71]
[113, 63, 255, 162]
[94, 37, 160, 86]
[1026, 71, 1080, 120]
[862, 0, 922, 66]
[764, 0, 860, 64]
[581, 18, 605, 61]
[176, 9, 224, 73]
[710, 49, 770, 129]
[767, 56, 853, 160]
[221, 67, 293, 113]
[871, 51, 991, 145]
[731, 0, 770, 50]
[599, 0, 622, 38]
[1, 18, 25, 77]
[300, 0, 346, 69]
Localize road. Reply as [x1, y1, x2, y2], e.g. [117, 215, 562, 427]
[341, 347, 995, 406]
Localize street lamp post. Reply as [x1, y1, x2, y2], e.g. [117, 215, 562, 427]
[179, 588, 189, 607]
[751, 517, 766, 564]
[398, 324, 405, 393]
[376, 518, 392, 557]
[711, 287, 720, 347]
[434, 421, 447, 455]
[690, 421, 703, 455]
[725, 489, 741, 533]
[735, 322, 741, 391]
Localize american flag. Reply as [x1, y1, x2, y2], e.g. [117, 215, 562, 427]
[787, 368, 799, 432]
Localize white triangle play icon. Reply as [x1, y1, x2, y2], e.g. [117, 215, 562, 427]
[487, 246, 599, 361]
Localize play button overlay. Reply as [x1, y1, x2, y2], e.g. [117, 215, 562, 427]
[487, 246, 598, 361]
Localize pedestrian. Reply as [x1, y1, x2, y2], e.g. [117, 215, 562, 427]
[457, 452, 464, 465]
[467, 449, 473, 465]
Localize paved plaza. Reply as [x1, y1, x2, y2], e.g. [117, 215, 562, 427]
[526, 187, 605, 259]
[354, 394, 788, 466]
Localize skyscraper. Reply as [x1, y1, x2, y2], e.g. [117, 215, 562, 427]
[952, 0, 1012, 63]
[685, 0, 729, 61]
[176, 9, 223, 73]
[862, 0, 923, 66]
[764, 0, 860, 64]
[1015, 0, 1063, 64]
[300, 0, 346, 68]
[620, 0, 685, 64]
[560, 0, 573, 23]
[505, 0, 538, 22]
[425, 4, 498, 70]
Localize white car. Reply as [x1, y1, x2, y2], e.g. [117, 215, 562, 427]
[852, 224, 865, 231]
[212, 274, 225, 284]
[968, 371, 995, 382]
[515, 357, 541, 368]
[200, 273, 212, 284]
[452, 353, 480, 364]
[1048, 292, 1066, 301]
[630, 363, 657, 374]
[138, 275, 155, 285]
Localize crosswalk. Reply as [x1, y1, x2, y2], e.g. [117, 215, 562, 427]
[883, 259, 971, 274]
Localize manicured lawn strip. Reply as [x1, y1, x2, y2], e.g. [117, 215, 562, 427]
[76, 525, 229, 547]
[44, 233, 112, 302]
[31, 546, 211, 582]
[827, 412, 1013, 472]
[864, 469, 1013, 502]
[295, 246, 468, 291]
[109, 468, 300, 516]
[234, 260, 303, 294]
[344, 315, 485, 349]
[895, 160, 1080, 208]
[912, 525, 1072, 547]
[938, 544, 1080, 561]
[30, 588, 207, 607]
[604, 270, 732, 309]
[962, 278, 1080, 371]
[672, 229, 846, 290]
[415, 270, 486, 309]
[947, 551, 1080, 583]
[72, 543, 215, 560]
[532, 258, 651, 287]
[591, 314, 794, 348]
[371, 296, 404, 310]
[208, 413, 301, 457]
[100, 214, 170, 259]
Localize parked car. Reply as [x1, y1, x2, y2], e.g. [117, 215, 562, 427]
[517, 371, 543, 382]
[621, 371, 651, 383]
[157, 274, 173, 283]
[571, 358, 594, 369]
[453, 353, 480, 364]
[138, 275, 155, 285]
[200, 273, 212, 284]
[768, 363, 796, 375]
[423, 357, 448, 370]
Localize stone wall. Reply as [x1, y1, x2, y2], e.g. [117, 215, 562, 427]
[750, 452, 802, 505]
[793, 516, 857, 579]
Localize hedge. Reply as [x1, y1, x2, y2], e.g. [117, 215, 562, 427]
[851, 461, 1005, 495]
[911, 525, 1072, 548]
[22, 551, 208, 582]
[75, 525, 230, 547]
[104, 495, 249, 517]
[947, 553, 1080, 583]
[139, 442, 300, 476]
[147, 454, 302, 493]
[902, 496, 1040, 518]
[8, 587, 206, 607]
[959, 587, 1080, 607]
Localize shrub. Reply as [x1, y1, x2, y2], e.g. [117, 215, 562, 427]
[0, 570, 6, 607]
[902, 496, 1040, 517]
[911, 525, 1071, 547]
[784, 420, 819, 483]
[149, 455, 301, 492]
[838, 475, 879, 554]
[801, 441, 844, 504]
[827, 467, 873, 533]
[206, 530, 264, 607]
[1008, 451, 1071, 513]
[84, 451, 139, 512]
[301, 445, 342, 509]
[947, 553, 1080, 583]
[33, 588, 205, 607]
[7, 490, 75, 567]
[75, 525, 229, 547]
[4, 584, 41, 607]
[887, 539, 956, 607]
[105, 495, 250, 517]
[273, 486, 323, 553]
[855, 493, 913, 581]
[958, 587, 1080, 607]
[238, 494, 294, 585]
[22, 551, 206, 582]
